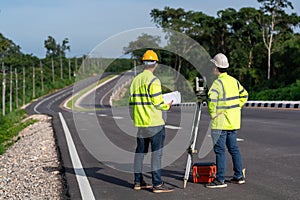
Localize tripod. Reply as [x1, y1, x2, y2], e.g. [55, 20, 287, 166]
[183, 77, 207, 188]
[183, 101, 204, 188]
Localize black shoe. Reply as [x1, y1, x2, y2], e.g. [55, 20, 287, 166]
[133, 181, 152, 190]
[230, 177, 245, 184]
[206, 180, 227, 189]
[153, 183, 174, 193]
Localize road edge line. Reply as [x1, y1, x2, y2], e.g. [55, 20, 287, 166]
[58, 112, 95, 200]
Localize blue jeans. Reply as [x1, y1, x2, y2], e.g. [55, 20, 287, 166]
[134, 126, 165, 186]
[211, 130, 243, 182]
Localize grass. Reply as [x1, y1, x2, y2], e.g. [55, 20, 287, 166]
[112, 85, 130, 107]
[0, 144, 5, 155]
[66, 81, 99, 110]
[0, 110, 37, 155]
[65, 74, 117, 111]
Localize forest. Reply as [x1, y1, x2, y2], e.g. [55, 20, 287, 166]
[145, 0, 300, 100]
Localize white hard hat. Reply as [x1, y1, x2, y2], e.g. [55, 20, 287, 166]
[210, 53, 229, 68]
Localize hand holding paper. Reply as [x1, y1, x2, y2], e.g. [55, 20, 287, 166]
[168, 100, 174, 108]
[162, 91, 181, 105]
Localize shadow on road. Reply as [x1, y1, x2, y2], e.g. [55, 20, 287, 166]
[63, 165, 188, 190]
[64, 166, 133, 189]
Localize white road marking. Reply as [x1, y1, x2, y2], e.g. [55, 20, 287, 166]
[34, 89, 68, 113]
[165, 125, 182, 130]
[58, 112, 95, 200]
[76, 75, 119, 109]
[112, 116, 123, 119]
[98, 114, 108, 117]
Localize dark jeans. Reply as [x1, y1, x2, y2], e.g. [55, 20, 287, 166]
[134, 126, 165, 186]
[211, 130, 243, 182]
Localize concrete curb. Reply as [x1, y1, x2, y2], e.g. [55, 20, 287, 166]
[245, 101, 300, 109]
[175, 101, 300, 109]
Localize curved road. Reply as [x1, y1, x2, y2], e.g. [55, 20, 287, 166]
[26, 74, 300, 200]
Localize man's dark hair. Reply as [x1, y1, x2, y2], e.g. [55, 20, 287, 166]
[217, 67, 227, 73]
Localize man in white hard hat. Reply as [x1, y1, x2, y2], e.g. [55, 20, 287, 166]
[206, 53, 248, 189]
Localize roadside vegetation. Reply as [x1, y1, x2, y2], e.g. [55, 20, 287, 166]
[125, 0, 300, 100]
[0, 110, 36, 154]
[251, 80, 300, 100]
[0, 36, 132, 154]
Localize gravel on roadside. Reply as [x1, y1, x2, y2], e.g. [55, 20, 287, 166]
[0, 114, 68, 200]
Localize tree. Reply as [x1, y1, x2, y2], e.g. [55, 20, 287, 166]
[44, 36, 57, 58]
[258, 0, 295, 80]
[60, 38, 70, 57]
[123, 33, 160, 62]
[0, 33, 21, 58]
[44, 36, 70, 58]
[151, 7, 205, 80]
[216, 8, 263, 87]
[272, 34, 300, 85]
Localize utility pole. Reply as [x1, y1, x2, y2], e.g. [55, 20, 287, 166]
[134, 59, 137, 76]
[2, 62, 6, 116]
[23, 67, 25, 106]
[68, 58, 71, 80]
[100, 58, 103, 73]
[82, 58, 85, 74]
[60, 56, 63, 79]
[15, 68, 18, 109]
[32, 66, 35, 98]
[9, 66, 12, 112]
[52, 58, 55, 83]
[40, 60, 44, 93]
[75, 57, 78, 77]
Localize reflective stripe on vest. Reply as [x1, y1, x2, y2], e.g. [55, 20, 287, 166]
[208, 73, 248, 130]
[215, 79, 240, 110]
[130, 78, 163, 107]
[129, 70, 169, 127]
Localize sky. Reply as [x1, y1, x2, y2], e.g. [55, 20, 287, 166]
[1, 0, 299, 58]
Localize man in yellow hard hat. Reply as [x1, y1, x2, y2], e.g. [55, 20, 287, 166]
[129, 50, 174, 193]
[206, 53, 248, 189]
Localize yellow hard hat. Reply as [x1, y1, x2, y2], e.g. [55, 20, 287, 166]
[142, 50, 159, 62]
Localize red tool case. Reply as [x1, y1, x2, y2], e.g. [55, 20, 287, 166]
[192, 162, 217, 183]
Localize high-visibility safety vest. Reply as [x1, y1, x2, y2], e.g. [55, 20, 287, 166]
[208, 72, 248, 130]
[129, 70, 170, 127]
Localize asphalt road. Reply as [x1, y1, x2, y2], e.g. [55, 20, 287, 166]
[27, 74, 300, 200]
